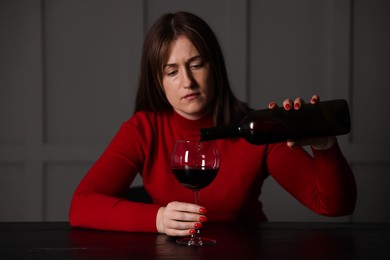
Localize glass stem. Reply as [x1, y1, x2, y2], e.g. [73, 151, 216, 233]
[192, 190, 201, 239]
[193, 190, 200, 205]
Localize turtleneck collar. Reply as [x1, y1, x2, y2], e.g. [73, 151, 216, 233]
[171, 110, 214, 134]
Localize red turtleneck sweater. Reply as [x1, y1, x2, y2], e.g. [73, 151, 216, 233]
[69, 110, 356, 232]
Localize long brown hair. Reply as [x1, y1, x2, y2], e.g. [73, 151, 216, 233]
[134, 11, 251, 126]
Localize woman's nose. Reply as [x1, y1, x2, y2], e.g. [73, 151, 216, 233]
[182, 69, 193, 88]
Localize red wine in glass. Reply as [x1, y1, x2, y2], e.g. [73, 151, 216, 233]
[172, 166, 218, 190]
[171, 140, 220, 246]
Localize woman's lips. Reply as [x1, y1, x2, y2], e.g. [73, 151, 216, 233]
[182, 93, 200, 100]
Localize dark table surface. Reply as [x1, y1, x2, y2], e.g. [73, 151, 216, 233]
[0, 221, 389, 259]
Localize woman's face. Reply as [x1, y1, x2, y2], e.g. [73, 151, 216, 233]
[162, 36, 213, 120]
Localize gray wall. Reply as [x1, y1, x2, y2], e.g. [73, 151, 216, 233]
[0, 0, 389, 222]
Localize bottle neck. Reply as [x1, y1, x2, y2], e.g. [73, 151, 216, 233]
[200, 124, 240, 142]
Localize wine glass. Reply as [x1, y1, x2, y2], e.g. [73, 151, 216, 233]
[171, 140, 220, 246]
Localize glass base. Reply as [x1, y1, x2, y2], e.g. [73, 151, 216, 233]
[176, 236, 216, 246]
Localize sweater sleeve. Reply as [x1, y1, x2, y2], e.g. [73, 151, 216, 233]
[266, 140, 357, 216]
[69, 118, 160, 232]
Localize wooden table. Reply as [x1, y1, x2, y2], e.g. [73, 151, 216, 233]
[0, 222, 389, 259]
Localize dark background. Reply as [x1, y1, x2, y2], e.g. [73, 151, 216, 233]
[0, 0, 389, 222]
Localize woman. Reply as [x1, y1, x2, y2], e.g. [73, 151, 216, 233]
[69, 12, 356, 237]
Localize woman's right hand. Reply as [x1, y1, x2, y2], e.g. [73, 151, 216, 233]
[156, 201, 207, 236]
[268, 95, 336, 150]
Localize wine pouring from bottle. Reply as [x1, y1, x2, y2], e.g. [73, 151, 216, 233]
[200, 99, 351, 145]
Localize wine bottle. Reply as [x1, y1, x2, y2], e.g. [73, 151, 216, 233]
[200, 99, 351, 145]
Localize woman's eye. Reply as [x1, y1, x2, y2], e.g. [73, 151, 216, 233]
[166, 70, 178, 77]
[190, 63, 202, 70]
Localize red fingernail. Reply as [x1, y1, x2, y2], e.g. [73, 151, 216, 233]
[199, 216, 207, 222]
[199, 208, 206, 214]
[311, 97, 318, 104]
[294, 103, 300, 109]
[194, 223, 202, 229]
[284, 104, 291, 110]
[269, 102, 275, 109]
[189, 229, 196, 235]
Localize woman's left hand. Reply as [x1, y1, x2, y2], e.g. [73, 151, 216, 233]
[268, 95, 336, 150]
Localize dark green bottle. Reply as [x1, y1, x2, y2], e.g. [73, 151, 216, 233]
[200, 99, 351, 145]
